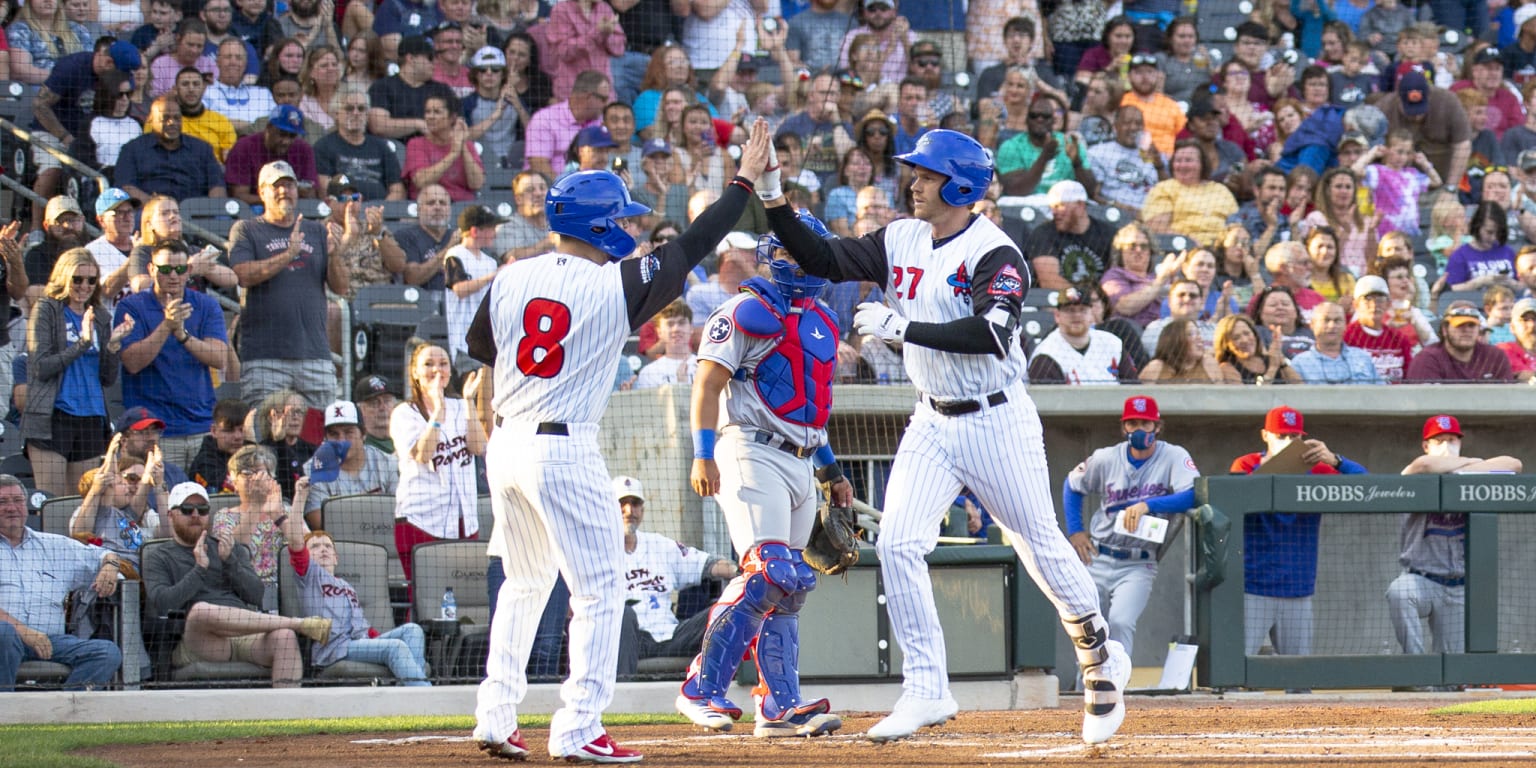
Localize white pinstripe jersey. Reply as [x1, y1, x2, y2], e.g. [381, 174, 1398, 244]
[488, 253, 630, 425]
[881, 217, 1030, 398]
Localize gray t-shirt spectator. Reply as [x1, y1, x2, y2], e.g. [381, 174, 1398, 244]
[301, 444, 400, 516]
[785, 7, 852, 73]
[228, 217, 333, 362]
[290, 547, 370, 666]
[393, 224, 454, 290]
[313, 132, 403, 201]
[144, 538, 264, 618]
[491, 214, 550, 261]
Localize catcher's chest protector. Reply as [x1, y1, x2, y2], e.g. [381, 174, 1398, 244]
[734, 293, 837, 429]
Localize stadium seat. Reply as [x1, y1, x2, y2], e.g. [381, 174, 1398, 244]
[295, 198, 333, 219]
[181, 197, 253, 239]
[352, 284, 439, 384]
[38, 494, 82, 538]
[1020, 311, 1056, 344]
[1436, 289, 1484, 314]
[0, 82, 38, 200]
[484, 164, 514, 192]
[276, 541, 400, 683]
[413, 314, 449, 353]
[410, 540, 490, 679]
[1152, 233, 1192, 254]
[208, 494, 241, 515]
[318, 494, 404, 587]
[379, 200, 418, 221]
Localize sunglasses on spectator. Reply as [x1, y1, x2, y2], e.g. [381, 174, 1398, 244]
[839, 72, 865, 89]
[72, 275, 98, 285]
[334, 193, 362, 202]
[652, 234, 677, 244]
[1129, 54, 1159, 67]
[155, 264, 190, 275]
[1027, 111, 1054, 119]
[865, 126, 891, 136]
[177, 504, 210, 516]
[913, 57, 942, 68]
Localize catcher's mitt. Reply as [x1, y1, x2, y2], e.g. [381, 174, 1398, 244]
[804, 501, 860, 575]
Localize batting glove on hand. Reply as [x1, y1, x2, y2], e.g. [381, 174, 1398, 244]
[854, 301, 907, 342]
[756, 142, 783, 201]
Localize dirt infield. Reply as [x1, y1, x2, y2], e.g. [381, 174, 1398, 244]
[88, 696, 1536, 767]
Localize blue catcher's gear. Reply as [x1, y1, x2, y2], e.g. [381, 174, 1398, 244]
[756, 209, 834, 299]
[733, 277, 837, 428]
[545, 170, 651, 260]
[752, 574, 832, 727]
[895, 129, 994, 207]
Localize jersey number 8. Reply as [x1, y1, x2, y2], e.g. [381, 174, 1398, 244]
[516, 298, 573, 378]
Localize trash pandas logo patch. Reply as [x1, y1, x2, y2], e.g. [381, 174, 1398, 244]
[707, 315, 733, 344]
[639, 253, 661, 284]
[989, 264, 1024, 297]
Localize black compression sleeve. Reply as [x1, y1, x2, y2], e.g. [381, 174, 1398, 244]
[904, 315, 1008, 355]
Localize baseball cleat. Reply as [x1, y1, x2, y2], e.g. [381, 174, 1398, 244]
[865, 694, 959, 742]
[554, 732, 642, 764]
[472, 727, 529, 761]
[754, 710, 843, 738]
[675, 693, 739, 732]
[1081, 639, 1131, 745]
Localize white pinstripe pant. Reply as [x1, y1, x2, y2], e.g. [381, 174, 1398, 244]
[474, 421, 623, 756]
[878, 383, 1101, 700]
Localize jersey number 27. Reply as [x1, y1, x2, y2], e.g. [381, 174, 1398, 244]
[890, 266, 924, 300]
[516, 298, 572, 378]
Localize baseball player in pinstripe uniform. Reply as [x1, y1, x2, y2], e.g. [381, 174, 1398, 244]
[1391, 415, 1521, 656]
[462, 121, 771, 764]
[756, 129, 1132, 746]
[1063, 396, 1200, 660]
[674, 211, 852, 738]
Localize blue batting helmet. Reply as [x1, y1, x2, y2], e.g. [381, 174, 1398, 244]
[757, 209, 833, 300]
[895, 129, 994, 207]
[546, 170, 652, 261]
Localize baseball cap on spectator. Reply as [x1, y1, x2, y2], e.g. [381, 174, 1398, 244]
[1339, 132, 1369, 152]
[397, 35, 433, 59]
[1517, 4, 1536, 31]
[1443, 301, 1484, 326]
[429, 20, 461, 36]
[1422, 414, 1462, 440]
[258, 160, 298, 188]
[641, 138, 672, 157]
[310, 441, 348, 483]
[1056, 283, 1093, 307]
[167, 482, 209, 510]
[95, 188, 133, 218]
[1353, 274, 1389, 298]
[1047, 180, 1088, 206]
[717, 231, 757, 255]
[737, 54, 759, 72]
[1519, 150, 1536, 172]
[470, 46, 505, 69]
[1399, 70, 1431, 117]
[861, 0, 894, 11]
[911, 40, 942, 60]
[574, 125, 616, 149]
[1129, 52, 1159, 69]
[116, 406, 165, 434]
[459, 204, 509, 231]
[327, 174, 360, 197]
[353, 374, 398, 402]
[109, 40, 141, 73]
[1264, 405, 1306, 436]
[1236, 21, 1270, 41]
[612, 475, 644, 503]
[323, 400, 360, 428]
[1474, 47, 1504, 67]
[1186, 95, 1218, 119]
[269, 104, 305, 136]
[1121, 396, 1161, 422]
[1514, 297, 1536, 319]
[45, 196, 83, 223]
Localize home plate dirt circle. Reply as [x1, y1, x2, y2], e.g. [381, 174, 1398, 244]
[89, 698, 1536, 767]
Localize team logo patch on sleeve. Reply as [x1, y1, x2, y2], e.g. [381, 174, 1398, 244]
[989, 264, 1024, 297]
[706, 315, 734, 343]
[639, 254, 661, 284]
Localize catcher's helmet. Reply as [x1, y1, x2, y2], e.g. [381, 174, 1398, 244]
[546, 170, 652, 261]
[895, 129, 993, 207]
[756, 209, 833, 300]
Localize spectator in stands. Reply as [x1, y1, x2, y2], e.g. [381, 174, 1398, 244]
[115, 95, 227, 203]
[777, 72, 854, 182]
[1483, 285, 1517, 345]
[1452, 46, 1523, 139]
[1142, 278, 1214, 352]
[1087, 105, 1164, 215]
[1232, 406, 1366, 661]
[830, 0, 912, 85]
[632, 300, 696, 390]
[78, 70, 141, 175]
[1073, 15, 1134, 87]
[29, 38, 141, 222]
[257, 76, 328, 140]
[1392, 416, 1519, 656]
[82, 190, 135, 313]
[225, 106, 320, 205]
[543, 0, 625, 104]
[1502, 93, 1536, 161]
[115, 241, 230, 472]
[1380, 70, 1472, 201]
[366, 35, 451, 141]
[251, 389, 315, 501]
[114, 406, 191, 489]
[905, 39, 963, 124]
[1406, 301, 1517, 382]
[614, 474, 734, 677]
[1215, 313, 1302, 384]
[1139, 318, 1221, 383]
[687, 232, 758, 328]
[381, 184, 454, 289]
[146, 471, 330, 686]
[1253, 283, 1316, 358]
[1353, 129, 1439, 238]
[1290, 301, 1382, 383]
[230, 0, 282, 66]
[562, 124, 619, 177]
[1184, 95, 1246, 183]
[823, 148, 876, 237]
[190, 399, 249, 493]
[297, 46, 342, 132]
[124, 196, 239, 294]
[372, 0, 439, 58]
[1027, 283, 1139, 384]
[352, 375, 397, 454]
[611, 0, 682, 105]
[300, 400, 397, 526]
[230, 160, 352, 407]
[1151, 17, 1210, 104]
[1142, 140, 1239, 248]
[1229, 167, 1293, 258]
[1445, 202, 1519, 292]
[314, 83, 405, 202]
[1302, 227, 1356, 303]
[976, 16, 1065, 111]
[149, 19, 214, 98]
[391, 343, 486, 582]
[462, 46, 520, 169]
[1295, 168, 1373, 276]
[24, 249, 134, 497]
[1498, 295, 1536, 380]
[1102, 223, 1179, 329]
[523, 69, 609, 180]
[444, 205, 504, 370]
[6, 0, 89, 85]
[173, 68, 236, 163]
[1021, 180, 1116, 290]
[1216, 225, 1264, 308]
[199, 0, 258, 79]
[998, 94, 1094, 197]
[1121, 52, 1185, 159]
[70, 435, 159, 562]
[24, 197, 89, 294]
[258, 37, 306, 91]
[631, 140, 691, 225]
[203, 39, 274, 135]
[1373, 254, 1439, 348]
[784, 0, 848, 75]
[278, 0, 338, 54]
[1256, 242, 1326, 318]
[490, 172, 554, 261]
[0, 475, 124, 691]
[1346, 275, 1417, 381]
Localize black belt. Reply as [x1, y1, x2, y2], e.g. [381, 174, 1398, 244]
[1409, 568, 1464, 587]
[751, 430, 814, 459]
[1098, 544, 1152, 561]
[492, 416, 568, 436]
[926, 390, 1008, 417]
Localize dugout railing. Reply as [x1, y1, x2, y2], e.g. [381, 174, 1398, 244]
[1196, 473, 1536, 691]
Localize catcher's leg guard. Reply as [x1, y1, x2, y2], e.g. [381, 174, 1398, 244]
[679, 543, 804, 719]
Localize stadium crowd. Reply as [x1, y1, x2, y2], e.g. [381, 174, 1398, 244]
[0, 0, 1533, 690]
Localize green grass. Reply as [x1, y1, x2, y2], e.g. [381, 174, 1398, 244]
[0, 712, 683, 768]
[1432, 697, 1536, 715]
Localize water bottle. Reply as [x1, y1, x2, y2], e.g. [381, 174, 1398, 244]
[441, 587, 457, 621]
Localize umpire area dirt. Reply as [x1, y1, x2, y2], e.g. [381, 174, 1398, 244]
[88, 697, 1536, 767]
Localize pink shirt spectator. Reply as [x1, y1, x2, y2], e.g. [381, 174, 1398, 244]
[543, 0, 625, 102]
[525, 100, 598, 176]
[224, 132, 318, 190]
[433, 61, 471, 98]
[1450, 80, 1525, 138]
[837, 25, 917, 84]
[1498, 340, 1536, 376]
[1362, 164, 1430, 237]
[150, 52, 217, 98]
[403, 135, 484, 201]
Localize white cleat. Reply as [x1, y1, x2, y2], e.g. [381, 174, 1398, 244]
[754, 711, 843, 738]
[675, 694, 737, 732]
[1081, 639, 1131, 745]
[865, 694, 959, 743]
